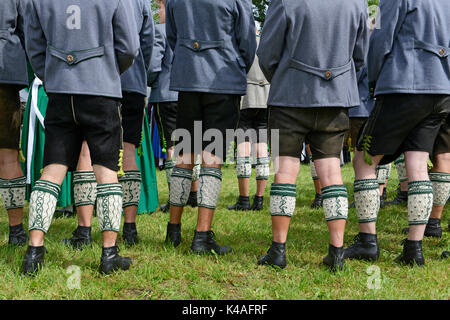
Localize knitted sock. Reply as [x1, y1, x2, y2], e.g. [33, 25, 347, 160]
[429, 172, 450, 206]
[192, 155, 201, 182]
[169, 167, 193, 207]
[0, 176, 26, 210]
[376, 164, 390, 185]
[73, 171, 97, 207]
[255, 157, 270, 180]
[408, 181, 433, 226]
[165, 160, 176, 188]
[322, 185, 348, 221]
[354, 179, 380, 223]
[236, 156, 251, 179]
[119, 170, 141, 208]
[395, 154, 408, 183]
[198, 167, 222, 209]
[270, 183, 296, 217]
[96, 183, 123, 232]
[28, 180, 61, 233]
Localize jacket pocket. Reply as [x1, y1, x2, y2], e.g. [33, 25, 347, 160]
[47, 45, 105, 65]
[414, 39, 449, 59]
[288, 58, 352, 81]
[179, 38, 224, 52]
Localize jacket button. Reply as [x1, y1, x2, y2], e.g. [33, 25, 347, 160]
[259, 80, 264, 85]
[325, 71, 332, 79]
[440, 48, 446, 56]
[193, 42, 199, 50]
[67, 55, 74, 63]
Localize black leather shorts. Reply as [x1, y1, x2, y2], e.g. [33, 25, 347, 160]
[237, 108, 268, 144]
[433, 114, 450, 156]
[0, 84, 21, 150]
[44, 94, 122, 171]
[121, 92, 146, 147]
[155, 101, 177, 150]
[356, 94, 450, 165]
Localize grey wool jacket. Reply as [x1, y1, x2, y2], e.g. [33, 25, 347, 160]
[369, 0, 450, 96]
[258, 0, 369, 108]
[166, 0, 257, 95]
[148, 24, 178, 103]
[0, 0, 28, 87]
[121, 0, 154, 97]
[24, 0, 140, 98]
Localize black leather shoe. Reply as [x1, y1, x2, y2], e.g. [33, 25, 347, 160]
[227, 196, 251, 211]
[343, 233, 380, 262]
[323, 244, 345, 272]
[62, 226, 92, 249]
[402, 219, 442, 238]
[160, 202, 170, 213]
[99, 246, 132, 275]
[9, 224, 28, 246]
[191, 230, 231, 255]
[310, 193, 323, 209]
[22, 245, 46, 275]
[442, 251, 449, 259]
[257, 241, 286, 269]
[380, 195, 385, 209]
[187, 191, 198, 208]
[165, 222, 181, 247]
[382, 188, 387, 201]
[385, 190, 408, 206]
[122, 222, 139, 246]
[395, 239, 425, 266]
[250, 195, 264, 211]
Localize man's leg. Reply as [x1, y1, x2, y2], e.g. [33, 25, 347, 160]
[252, 141, 269, 210]
[344, 150, 383, 261]
[0, 149, 27, 245]
[187, 155, 200, 208]
[63, 141, 95, 249]
[428, 153, 450, 232]
[227, 141, 252, 211]
[395, 151, 434, 266]
[22, 164, 67, 275]
[191, 151, 231, 255]
[258, 156, 299, 269]
[307, 143, 323, 209]
[386, 154, 409, 205]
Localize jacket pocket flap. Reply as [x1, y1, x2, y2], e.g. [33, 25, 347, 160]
[179, 38, 224, 52]
[415, 40, 449, 58]
[0, 30, 11, 40]
[48, 45, 105, 65]
[289, 58, 352, 80]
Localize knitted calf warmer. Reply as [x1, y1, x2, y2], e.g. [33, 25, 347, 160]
[395, 154, 408, 183]
[0, 176, 26, 210]
[198, 167, 222, 209]
[169, 167, 193, 207]
[429, 172, 450, 206]
[376, 164, 391, 185]
[73, 171, 97, 207]
[236, 157, 251, 179]
[322, 185, 348, 221]
[119, 170, 141, 208]
[192, 155, 201, 182]
[28, 180, 61, 233]
[270, 183, 296, 217]
[96, 183, 123, 232]
[408, 181, 433, 226]
[354, 179, 380, 223]
[165, 160, 176, 187]
[256, 157, 270, 180]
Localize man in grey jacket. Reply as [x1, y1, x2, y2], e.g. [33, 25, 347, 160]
[257, 0, 369, 271]
[350, 0, 450, 266]
[22, 0, 139, 275]
[164, 0, 256, 255]
[0, 0, 29, 247]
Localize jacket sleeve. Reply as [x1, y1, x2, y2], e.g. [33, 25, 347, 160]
[24, 0, 47, 81]
[113, 0, 140, 74]
[148, 25, 166, 86]
[257, 0, 287, 83]
[353, 4, 370, 73]
[234, 0, 257, 73]
[140, 0, 154, 71]
[368, 0, 408, 83]
[165, 0, 177, 52]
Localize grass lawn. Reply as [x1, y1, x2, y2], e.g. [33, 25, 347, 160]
[0, 163, 448, 300]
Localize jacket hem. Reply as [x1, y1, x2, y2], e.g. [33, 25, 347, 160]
[267, 102, 358, 108]
[375, 88, 450, 96]
[0, 80, 28, 88]
[44, 89, 122, 99]
[170, 86, 246, 95]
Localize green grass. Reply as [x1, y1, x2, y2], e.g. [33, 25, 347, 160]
[0, 163, 448, 300]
